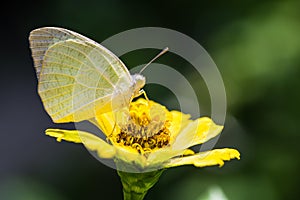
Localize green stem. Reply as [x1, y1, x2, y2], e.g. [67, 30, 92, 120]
[122, 188, 147, 200]
[118, 169, 164, 200]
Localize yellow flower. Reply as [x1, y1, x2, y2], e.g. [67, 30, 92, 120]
[46, 98, 240, 172]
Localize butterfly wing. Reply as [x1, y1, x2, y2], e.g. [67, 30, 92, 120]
[29, 27, 133, 123]
[30, 27, 91, 78]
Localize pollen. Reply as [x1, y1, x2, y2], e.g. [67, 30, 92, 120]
[112, 99, 171, 154]
[115, 124, 171, 154]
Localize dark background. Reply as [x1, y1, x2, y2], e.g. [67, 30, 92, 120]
[0, 0, 299, 199]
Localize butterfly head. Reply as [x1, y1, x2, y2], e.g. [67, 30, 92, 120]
[131, 74, 146, 97]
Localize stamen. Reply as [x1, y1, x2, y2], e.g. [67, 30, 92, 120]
[113, 99, 171, 154]
[115, 130, 170, 154]
[132, 143, 144, 154]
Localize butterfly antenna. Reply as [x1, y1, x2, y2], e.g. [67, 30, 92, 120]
[139, 47, 169, 74]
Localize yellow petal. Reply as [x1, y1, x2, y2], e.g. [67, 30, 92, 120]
[172, 117, 223, 150]
[46, 129, 115, 158]
[94, 111, 120, 137]
[168, 110, 192, 143]
[146, 147, 187, 165]
[165, 148, 240, 168]
[146, 145, 194, 166]
[113, 145, 148, 168]
[182, 149, 195, 156]
[46, 128, 82, 143]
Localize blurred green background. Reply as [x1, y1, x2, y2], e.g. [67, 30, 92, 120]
[0, 0, 299, 199]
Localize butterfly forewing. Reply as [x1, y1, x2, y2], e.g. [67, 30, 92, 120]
[29, 27, 82, 78]
[29, 27, 134, 123]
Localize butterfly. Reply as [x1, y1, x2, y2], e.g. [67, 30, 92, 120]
[29, 27, 146, 123]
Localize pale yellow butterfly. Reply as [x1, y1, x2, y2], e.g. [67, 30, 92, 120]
[29, 27, 146, 123]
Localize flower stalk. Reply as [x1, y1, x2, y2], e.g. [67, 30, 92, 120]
[118, 169, 164, 200]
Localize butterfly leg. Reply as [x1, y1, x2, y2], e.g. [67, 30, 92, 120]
[136, 89, 149, 100]
[107, 121, 117, 143]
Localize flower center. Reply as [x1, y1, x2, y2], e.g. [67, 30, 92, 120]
[113, 99, 171, 154]
[115, 125, 170, 154]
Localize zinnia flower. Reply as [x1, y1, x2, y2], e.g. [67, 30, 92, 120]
[46, 98, 240, 172]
